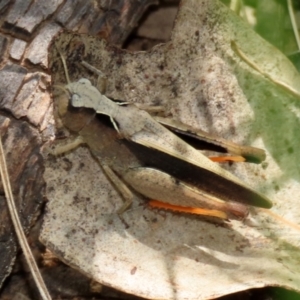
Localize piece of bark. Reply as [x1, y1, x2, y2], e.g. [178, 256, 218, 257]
[9, 38, 27, 61]
[0, 63, 27, 110]
[0, 116, 44, 288]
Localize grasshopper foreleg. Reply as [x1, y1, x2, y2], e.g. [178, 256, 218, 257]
[46, 136, 85, 156]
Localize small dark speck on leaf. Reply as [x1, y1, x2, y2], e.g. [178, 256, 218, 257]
[158, 64, 164, 71]
[131, 266, 137, 275]
[151, 217, 158, 223]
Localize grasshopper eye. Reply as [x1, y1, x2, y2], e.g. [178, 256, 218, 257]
[71, 94, 83, 107]
[78, 78, 92, 85]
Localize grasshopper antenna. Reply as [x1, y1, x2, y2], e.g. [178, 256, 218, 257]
[56, 43, 70, 85]
[52, 44, 71, 97]
[81, 60, 106, 79]
[81, 60, 107, 94]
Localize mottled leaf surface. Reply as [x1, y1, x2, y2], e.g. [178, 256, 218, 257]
[41, 0, 300, 298]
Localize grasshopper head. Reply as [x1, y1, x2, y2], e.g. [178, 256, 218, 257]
[51, 46, 96, 133]
[66, 78, 104, 112]
[52, 83, 95, 134]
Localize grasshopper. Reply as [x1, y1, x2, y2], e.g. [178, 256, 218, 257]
[49, 44, 272, 220]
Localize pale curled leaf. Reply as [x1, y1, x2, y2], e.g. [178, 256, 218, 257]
[41, 0, 300, 299]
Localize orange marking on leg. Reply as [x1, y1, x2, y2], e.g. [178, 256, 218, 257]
[209, 156, 245, 163]
[149, 200, 228, 219]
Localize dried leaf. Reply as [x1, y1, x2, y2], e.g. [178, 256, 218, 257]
[41, 0, 300, 298]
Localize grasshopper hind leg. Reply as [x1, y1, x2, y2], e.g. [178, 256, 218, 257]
[122, 167, 249, 220]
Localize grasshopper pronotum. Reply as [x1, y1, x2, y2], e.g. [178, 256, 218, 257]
[49, 41, 272, 220]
